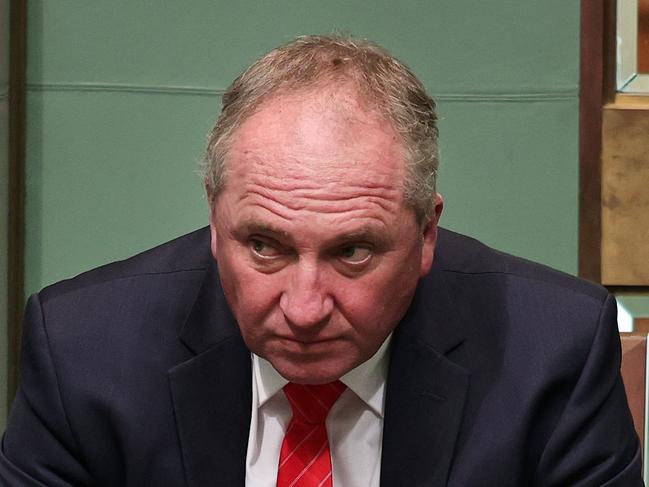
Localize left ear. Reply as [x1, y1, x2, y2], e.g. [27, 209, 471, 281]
[209, 204, 220, 262]
[419, 193, 444, 277]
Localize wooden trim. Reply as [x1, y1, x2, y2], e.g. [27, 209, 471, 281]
[578, 0, 619, 283]
[8, 0, 27, 409]
[635, 318, 649, 333]
[611, 93, 649, 107]
[602, 1, 618, 103]
[578, 0, 605, 282]
[609, 285, 649, 294]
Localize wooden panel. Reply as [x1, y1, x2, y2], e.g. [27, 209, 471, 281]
[640, 0, 649, 73]
[620, 333, 647, 451]
[8, 0, 27, 411]
[601, 106, 649, 285]
[635, 318, 649, 334]
[578, 0, 604, 282]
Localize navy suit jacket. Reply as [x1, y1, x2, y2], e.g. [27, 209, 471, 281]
[0, 227, 642, 486]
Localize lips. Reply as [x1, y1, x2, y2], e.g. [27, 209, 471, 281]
[276, 336, 341, 347]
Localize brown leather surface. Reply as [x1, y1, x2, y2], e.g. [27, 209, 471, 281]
[621, 333, 647, 451]
[635, 318, 649, 335]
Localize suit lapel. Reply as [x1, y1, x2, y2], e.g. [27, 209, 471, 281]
[381, 265, 470, 487]
[169, 261, 252, 487]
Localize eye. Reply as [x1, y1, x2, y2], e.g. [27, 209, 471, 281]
[249, 238, 281, 259]
[339, 245, 372, 264]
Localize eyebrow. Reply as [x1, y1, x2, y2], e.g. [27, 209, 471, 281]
[236, 219, 392, 249]
[331, 228, 391, 247]
[238, 221, 291, 240]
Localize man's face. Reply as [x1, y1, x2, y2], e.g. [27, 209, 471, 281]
[209, 87, 442, 384]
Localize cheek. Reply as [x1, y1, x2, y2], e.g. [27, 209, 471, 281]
[215, 247, 278, 320]
[226, 271, 279, 317]
[335, 268, 418, 337]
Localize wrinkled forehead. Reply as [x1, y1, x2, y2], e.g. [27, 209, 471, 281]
[224, 86, 408, 191]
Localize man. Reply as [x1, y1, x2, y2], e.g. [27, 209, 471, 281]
[0, 35, 642, 486]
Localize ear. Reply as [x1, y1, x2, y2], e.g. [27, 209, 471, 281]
[209, 204, 219, 262]
[419, 193, 444, 278]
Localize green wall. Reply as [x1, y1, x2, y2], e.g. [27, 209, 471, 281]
[25, 0, 580, 296]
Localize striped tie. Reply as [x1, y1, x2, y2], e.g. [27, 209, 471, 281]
[277, 381, 346, 487]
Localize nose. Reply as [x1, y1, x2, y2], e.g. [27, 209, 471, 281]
[279, 261, 333, 330]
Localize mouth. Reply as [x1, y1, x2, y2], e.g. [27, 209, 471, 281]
[276, 336, 342, 348]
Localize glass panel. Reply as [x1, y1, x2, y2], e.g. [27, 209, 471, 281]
[617, 0, 649, 92]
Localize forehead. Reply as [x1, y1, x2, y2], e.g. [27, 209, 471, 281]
[226, 87, 408, 191]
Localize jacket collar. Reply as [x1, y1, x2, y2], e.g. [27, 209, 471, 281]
[381, 262, 470, 487]
[170, 260, 252, 486]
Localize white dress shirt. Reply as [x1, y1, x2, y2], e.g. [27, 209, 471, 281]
[245, 337, 391, 487]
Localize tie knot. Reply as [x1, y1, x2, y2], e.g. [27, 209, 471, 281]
[283, 381, 346, 424]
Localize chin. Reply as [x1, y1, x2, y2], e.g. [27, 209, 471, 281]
[271, 357, 353, 385]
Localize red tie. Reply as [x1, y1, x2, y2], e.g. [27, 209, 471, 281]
[277, 381, 346, 487]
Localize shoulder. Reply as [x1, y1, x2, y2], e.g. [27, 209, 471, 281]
[429, 227, 614, 373]
[434, 227, 608, 304]
[427, 230, 639, 485]
[30, 227, 214, 363]
[38, 226, 213, 305]
[11, 228, 216, 484]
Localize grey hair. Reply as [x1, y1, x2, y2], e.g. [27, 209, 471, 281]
[202, 34, 439, 224]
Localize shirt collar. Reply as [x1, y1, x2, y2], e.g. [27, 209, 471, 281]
[252, 335, 391, 418]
